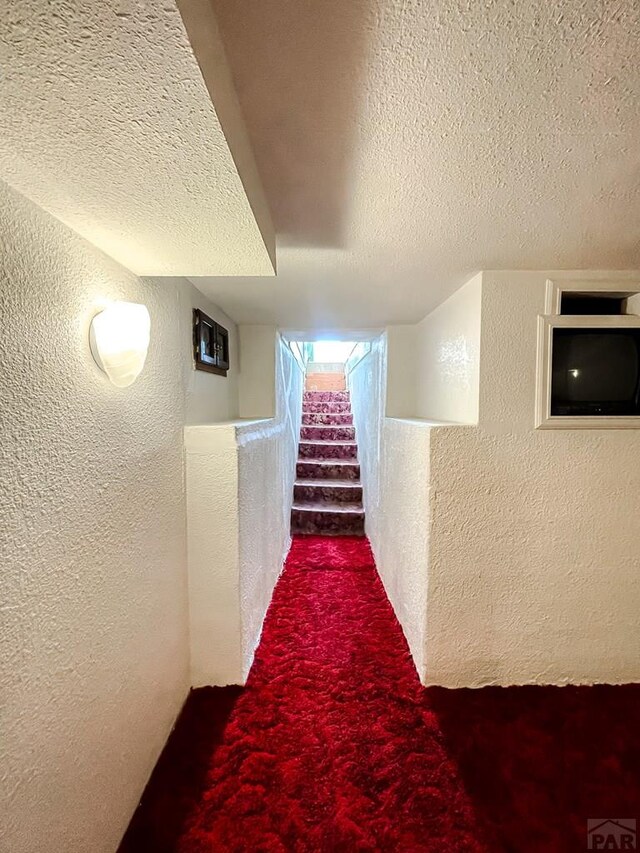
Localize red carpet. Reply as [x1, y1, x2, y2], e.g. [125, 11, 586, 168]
[120, 536, 640, 852]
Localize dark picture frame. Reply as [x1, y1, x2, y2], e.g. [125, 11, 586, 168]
[193, 309, 230, 376]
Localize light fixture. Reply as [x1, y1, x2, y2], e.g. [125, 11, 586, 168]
[89, 301, 151, 387]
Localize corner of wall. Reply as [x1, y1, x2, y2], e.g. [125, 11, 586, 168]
[238, 325, 277, 418]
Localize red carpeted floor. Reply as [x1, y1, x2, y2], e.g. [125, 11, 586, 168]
[120, 536, 640, 852]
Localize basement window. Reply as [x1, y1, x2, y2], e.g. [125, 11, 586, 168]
[561, 293, 626, 315]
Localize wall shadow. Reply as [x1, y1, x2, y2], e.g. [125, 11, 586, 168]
[211, 0, 375, 249]
[118, 686, 243, 853]
[427, 683, 640, 851]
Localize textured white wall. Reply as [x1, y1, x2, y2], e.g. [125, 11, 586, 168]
[0, 0, 275, 277]
[0, 182, 243, 853]
[413, 273, 482, 423]
[385, 325, 418, 418]
[177, 281, 240, 424]
[239, 337, 303, 675]
[0, 183, 199, 853]
[238, 325, 277, 417]
[372, 419, 431, 675]
[347, 336, 387, 529]
[377, 271, 640, 687]
[424, 271, 640, 687]
[184, 425, 243, 687]
[185, 336, 303, 684]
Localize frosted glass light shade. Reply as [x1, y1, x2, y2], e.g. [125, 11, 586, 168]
[89, 302, 151, 387]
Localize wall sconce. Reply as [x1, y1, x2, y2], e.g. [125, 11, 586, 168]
[89, 301, 151, 387]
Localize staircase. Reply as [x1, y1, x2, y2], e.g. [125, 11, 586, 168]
[291, 385, 365, 536]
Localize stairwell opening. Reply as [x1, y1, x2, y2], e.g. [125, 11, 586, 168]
[284, 334, 387, 538]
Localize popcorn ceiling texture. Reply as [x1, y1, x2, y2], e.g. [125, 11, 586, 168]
[196, 0, 640, 326]
[0, 181, 240, 853]
[0, 0, 274, 277]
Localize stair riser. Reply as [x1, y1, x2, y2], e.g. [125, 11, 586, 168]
[299, 443, 357, 461]
[300, 426, 356, 442]
[304, 402, 352, 414]
[296, 461, 361, 481]
[294, 484, 363, 504]
[291, 509, 365, 537]
[303, 391, 350, 403]
[305, 374, 346, 392]
[302, 413, 353, 426]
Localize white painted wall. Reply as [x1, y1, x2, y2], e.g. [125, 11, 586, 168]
[239, 338, 303, 673]
[0, 182, 242, 853]
[386, 325, 418, 417]
[238, 325, 277, 417]
[377, 270, 640, 688]
[424, 271, 640, 687]
[346, 336, 387, 529]
[0, 0, 275, 277]
[412, 272, 482, 423]
[372, 419, 431, 675]
[185, 335, 303, 685]
[177, 280, 239, 423]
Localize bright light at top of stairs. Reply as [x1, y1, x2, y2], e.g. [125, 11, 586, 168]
[312, 341, 355, 362]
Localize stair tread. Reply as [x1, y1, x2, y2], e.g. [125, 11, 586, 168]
[292, 501, 364, 514]
[294, 479, 361, 488]
[299, 439, 357, 446]
[302, 408, 352, 414]
[302, 424, 354, 431]
[298, 458, 359, 467]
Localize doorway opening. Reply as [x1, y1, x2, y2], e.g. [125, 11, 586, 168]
[300, 340, 358, 392]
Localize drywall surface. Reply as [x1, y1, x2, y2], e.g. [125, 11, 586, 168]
[347, 336, 387, 528]
[239, 337, 303, 674]
[238, 325, 277, 418]
[0, 182, 191, 853]
[0, 0, 275, 276]
[373, 419, 431, 676]
[185, 336, 303, 684]
[176, 280, 240, 423]
[385, 325, 418, 417]
[184, 425, 243, 686]
[413, 273, 482, 423]
[424, 271, 640, 687]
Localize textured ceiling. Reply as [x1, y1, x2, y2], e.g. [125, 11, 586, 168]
[191, 0, 640, 326]
[0, 0, 274, 277]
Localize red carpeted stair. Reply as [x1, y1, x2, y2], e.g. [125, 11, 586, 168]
[119, 536, 640, 852]
[291, 389, 365, 536]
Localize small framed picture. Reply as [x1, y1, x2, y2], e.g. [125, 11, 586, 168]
[193, 309, 229, 376]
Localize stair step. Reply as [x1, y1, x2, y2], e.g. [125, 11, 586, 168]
[294, 480, 363, 504]
[302, 412, 353, 426]
[300, 425, 356, 442]
[296, 460, 361, 481]
[298, 440, 358, 461]
[304, 402, 352, 414]
[291, 502, 365, 537]
[305, 372, 346, 392]
[303, 391, 350, 403]
[294, 478, 361, 488]
[292, 500, 364, 514]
